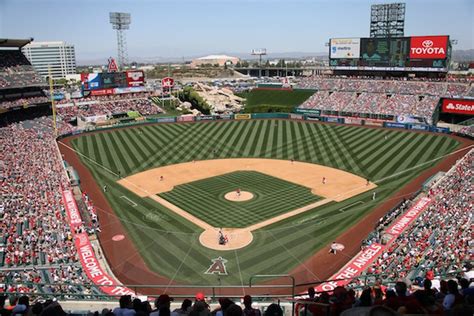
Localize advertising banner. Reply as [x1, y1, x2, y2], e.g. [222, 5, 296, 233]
[384, 197, 432, 242]
[114, 86, 146, 94]
[305, 116, 321, 121]
[430, 126, 450, 133]
[196, 115, 215, 121]
[364, 120, 383, 127]
[61, 189, 136, 296]
[81, 73, 102, 90]
[296, 108, 321, 115]
[90, 88, 115, 96]
[289, 113, 304, 120]
[409, 36, 448, 59]
[410, 124, 429, 131]
[62, 190, 82, 228]
[126, 70, 145, 87]
[330, 38, 361, 59]
[314, 243, 384, 292]
[162, 77, 175, 88]
[344, 117, 363, 125]
[385, 122, 407, 129]
[441, 99, 474, 115]
[234, 114, 251, 120]
[156, 117, 176, 123]
[177, 115, 195, 122]
[325, 117, 340, 123]
[217, 114, 232, 120]
[397, 115, 420, 124]
[75, 233, 136, 296]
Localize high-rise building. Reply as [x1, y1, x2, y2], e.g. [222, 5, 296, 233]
[21, 41, 76, 79]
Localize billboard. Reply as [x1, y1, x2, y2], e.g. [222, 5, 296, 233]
[102, 72, 127, 89]
[126, 70, 145, 87]
[330, 35, 449, 70]
[330, 38, 360, 59]
[162, 77, 175, 88]
[81, 73, 102, 90]
[409, 36, 448, 59]
[441, 99, 474, 115]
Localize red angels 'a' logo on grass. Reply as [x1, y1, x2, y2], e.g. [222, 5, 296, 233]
[205, 257, 228, 275]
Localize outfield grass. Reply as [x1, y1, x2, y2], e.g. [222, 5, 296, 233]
[70, 120, 459, 285]
[160, 171, 322, 228]
[240, 89, 315, 113]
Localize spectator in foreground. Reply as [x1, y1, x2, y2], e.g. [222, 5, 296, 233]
[113, 295, 136, 316]
[443, 279, 463, 311]
[263, 304, 282, 316]
[173, 299, 192, 316]
[150, 294, 177, 316]
[242, 295, 261, 316]
[11, 296, 29, 316]
[225, 304, 242, 316]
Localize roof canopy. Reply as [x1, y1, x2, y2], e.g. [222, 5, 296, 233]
[0, 38, 34, 48]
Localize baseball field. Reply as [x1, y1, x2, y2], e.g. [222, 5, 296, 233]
[60, 119, 461, 288]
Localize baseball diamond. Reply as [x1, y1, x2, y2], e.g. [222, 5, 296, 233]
[60, 119, 461, 286]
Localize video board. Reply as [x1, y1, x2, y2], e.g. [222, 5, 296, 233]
[329, 35, 449, 71]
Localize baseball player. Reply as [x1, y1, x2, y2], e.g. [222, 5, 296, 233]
[322, 177, 326, 184]
[372, 191, 376, 200]
[236, 188, 241, 197]
[103, 185, 107, 193]
[160, 175, 164, 181]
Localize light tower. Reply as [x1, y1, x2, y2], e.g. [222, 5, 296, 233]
[109, 12, 131, 68]
[370, 3, 405, 38]
[251, 48, 267, 77]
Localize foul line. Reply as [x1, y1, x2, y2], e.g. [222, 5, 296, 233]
[120, 195, 137, 207]
[339, 201, 364, 212]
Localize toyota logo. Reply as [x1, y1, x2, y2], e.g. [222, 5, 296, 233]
[422, 40, 434, 48]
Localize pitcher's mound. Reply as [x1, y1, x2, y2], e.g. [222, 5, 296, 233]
[224, 191, 254, 202]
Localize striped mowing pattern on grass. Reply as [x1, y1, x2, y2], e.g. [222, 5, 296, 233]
[159, 171, 322, 228]
[70, 120, 460, 285]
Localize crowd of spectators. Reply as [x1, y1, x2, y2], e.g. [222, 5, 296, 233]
[56, 92, 157, 105]
[0, 116, 94, 296]
[297, 77, 473, 123]
[299, 276, 473, 315]
[456, 125, 474, 138]
[299, 91, 439, 123]
[0, 95, 49, 110]
[57, 98, 162, 121]
[0, 50, 46, 89]
[362, 199, 412, 248]
[2, 277, 473, 315]
[296, 76, 472, 97]
[362, 150, 472, 281]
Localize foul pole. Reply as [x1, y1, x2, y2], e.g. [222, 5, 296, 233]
[48, 67, 57, 136]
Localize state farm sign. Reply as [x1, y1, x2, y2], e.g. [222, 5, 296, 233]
[410, 36, 448, 59]
[442, 99, 474, 115]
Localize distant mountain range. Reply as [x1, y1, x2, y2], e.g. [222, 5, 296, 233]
[451, 49, 474, 62]
[77, 50, 473, 66]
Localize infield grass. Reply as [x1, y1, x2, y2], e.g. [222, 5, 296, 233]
[160, 171, 322, 228]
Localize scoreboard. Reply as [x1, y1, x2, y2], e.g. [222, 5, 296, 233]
[81, 70, 145, 91]
[101, 72, 128, 89]
[329, 35, 449, 71]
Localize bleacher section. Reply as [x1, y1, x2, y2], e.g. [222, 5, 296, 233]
[297, 77, 473, 124]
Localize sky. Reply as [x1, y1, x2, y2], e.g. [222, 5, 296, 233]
[1, 0, 473, 63]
